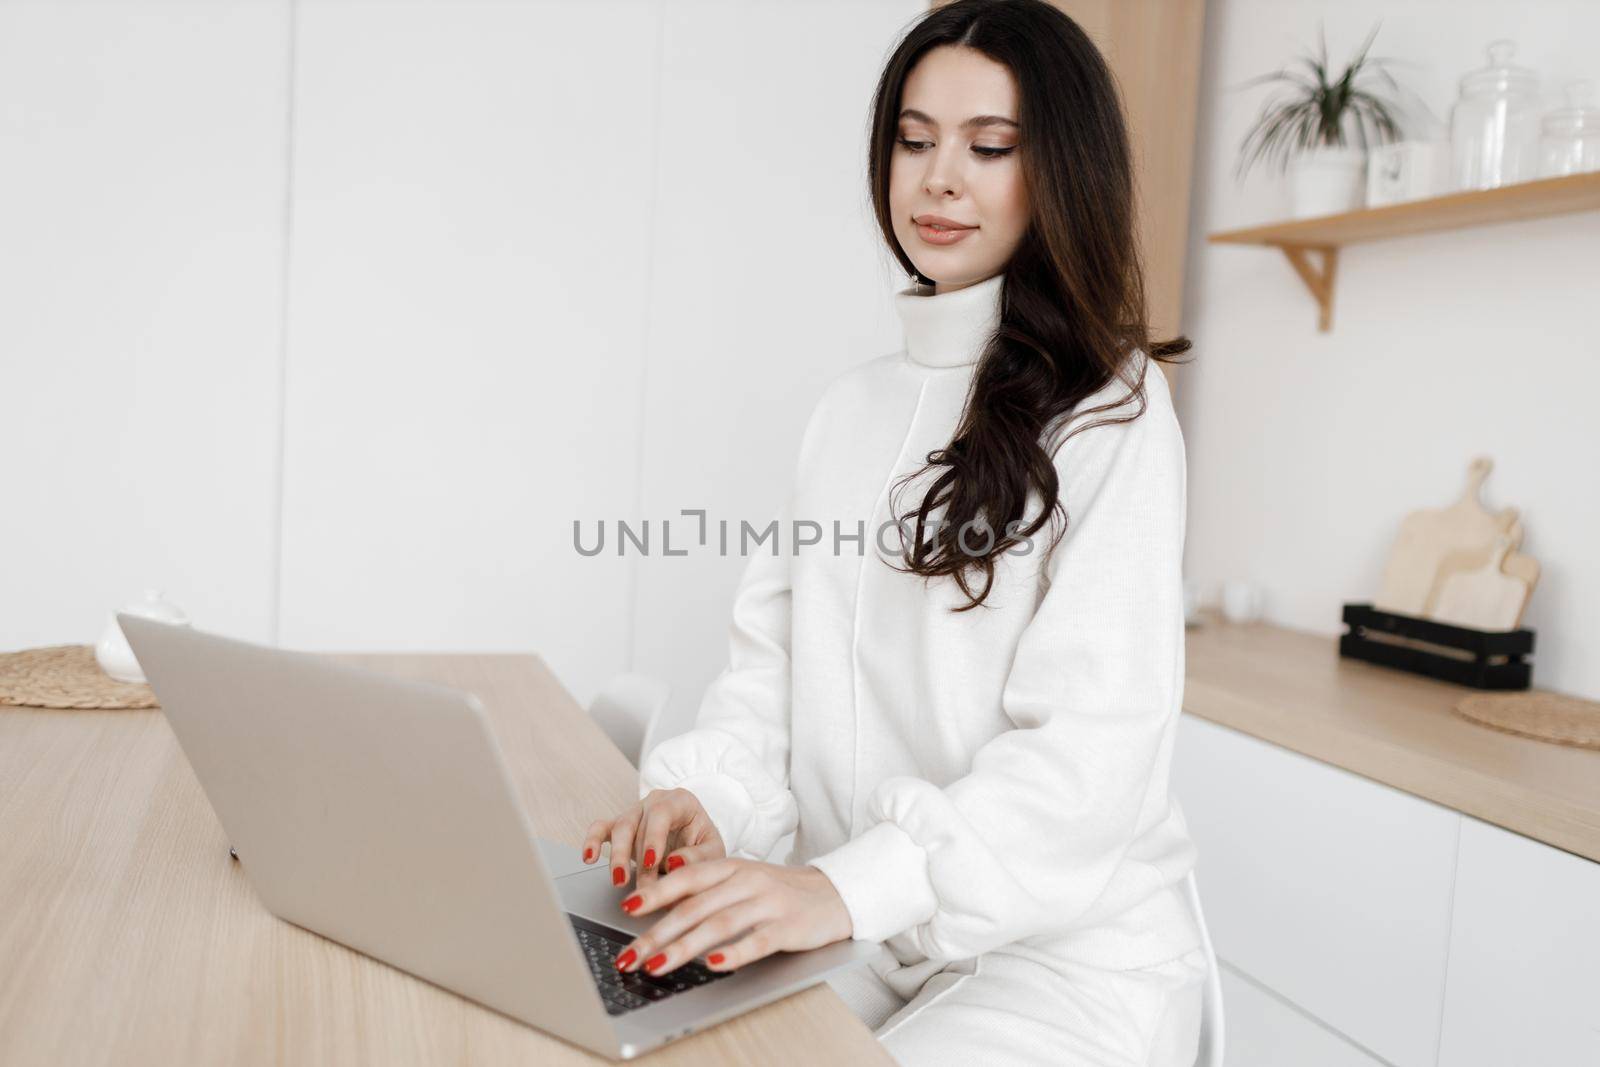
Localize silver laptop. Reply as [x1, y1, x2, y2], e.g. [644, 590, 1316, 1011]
[118, 614, 880, 1061]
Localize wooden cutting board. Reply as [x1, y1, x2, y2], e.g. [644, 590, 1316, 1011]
[1425, 519, 1540, 619]
[1375, 456, 1516, 616]
[1430, 527, 1533, 631]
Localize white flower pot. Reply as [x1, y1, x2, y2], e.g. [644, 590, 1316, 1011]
[1288, 146, 1368, 218]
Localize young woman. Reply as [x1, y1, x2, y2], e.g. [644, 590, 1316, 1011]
[580, 1, 1206, 1062]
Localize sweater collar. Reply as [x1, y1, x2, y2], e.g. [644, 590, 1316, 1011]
[894, 271, 1005, 369]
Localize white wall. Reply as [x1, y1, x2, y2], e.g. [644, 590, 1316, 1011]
[1178, 0, 1600, 700]
[627, 1, 923, 737]
[17, 0, 1586, 721]
[2, 0, 290, 647]
[1, 0, 924, 717]
[277, 0, 659, 704]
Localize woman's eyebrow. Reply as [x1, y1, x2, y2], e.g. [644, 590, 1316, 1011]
[898, 108, 1019, 131]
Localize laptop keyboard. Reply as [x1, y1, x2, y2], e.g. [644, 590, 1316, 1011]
[567, 912, 734, 1016]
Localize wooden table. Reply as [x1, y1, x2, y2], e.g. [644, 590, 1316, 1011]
[0, 652, 893, 1066]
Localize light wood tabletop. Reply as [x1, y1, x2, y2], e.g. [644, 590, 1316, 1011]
[0, 651, 894, 1066]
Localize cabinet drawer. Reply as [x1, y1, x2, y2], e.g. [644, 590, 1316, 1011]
[1174, 715, 1459, 1067]
[1437, 817, 1600, 1066]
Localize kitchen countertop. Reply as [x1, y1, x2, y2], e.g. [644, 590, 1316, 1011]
[1182, 610, 1600, 865]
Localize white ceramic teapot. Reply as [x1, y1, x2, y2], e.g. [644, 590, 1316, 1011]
[95, 590, 190, 683]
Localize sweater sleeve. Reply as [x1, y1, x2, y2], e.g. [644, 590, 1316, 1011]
[805, 374, 1188, 959]
[637, 495, 800, 862]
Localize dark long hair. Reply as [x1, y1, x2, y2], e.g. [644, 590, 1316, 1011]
[868, 0, 1193, 611]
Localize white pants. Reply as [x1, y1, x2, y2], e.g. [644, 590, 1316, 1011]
[826, 944, 1208, 1067]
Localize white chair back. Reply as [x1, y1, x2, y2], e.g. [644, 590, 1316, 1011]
[1184, 868, 1225, 1067]
[585, 673, 671, 768]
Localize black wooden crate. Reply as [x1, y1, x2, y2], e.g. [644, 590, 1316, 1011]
[1339, 602, 1534, 690]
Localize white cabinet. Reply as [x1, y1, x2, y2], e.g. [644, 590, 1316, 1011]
[1176, 714, 1600, 1067]
[1175, 715, 1459, 1067]
[1437, 817, 1600, 1067]
[1219, 963, 1385, 1067]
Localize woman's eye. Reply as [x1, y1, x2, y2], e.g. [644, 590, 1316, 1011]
[895, 137, 1014, 160]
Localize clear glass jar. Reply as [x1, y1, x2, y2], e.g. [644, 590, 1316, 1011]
[1450, 40, 1542, 190]
[1539, 79, 1600, 178]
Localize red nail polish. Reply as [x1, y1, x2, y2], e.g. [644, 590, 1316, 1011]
[621, 894, 643, 913]
[583, 846, 593, 862]
[644, 953, 667, 973]
[612, 866, 625, 886]
[708, 952, 724, 965]
[666, 854, 684, 872]
[615, 948, 637, 970]
[642, 848, 656, 867]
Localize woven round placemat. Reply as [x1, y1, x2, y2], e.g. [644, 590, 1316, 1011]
[1454, 691, 1600, 750]
[0, 644, 159, 710]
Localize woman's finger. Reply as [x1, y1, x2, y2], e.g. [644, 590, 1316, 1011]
[660, 825, 688, 872]
[620, 857, 741, 920]
[580, 818, 612, 865]
[688, 809, 729, 856]
[697, 918, 786, 972]
[634, 896, 773, 977]
[634, 803, 675, 887]
[663, 839, 721, 871]
[606, 808, 642, 887]
[615, 873, 759, 972]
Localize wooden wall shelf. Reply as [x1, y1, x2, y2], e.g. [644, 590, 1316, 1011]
[1208, 170, 1600, 331]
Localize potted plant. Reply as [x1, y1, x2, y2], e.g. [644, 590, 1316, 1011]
[1236, 23, 1405, 218]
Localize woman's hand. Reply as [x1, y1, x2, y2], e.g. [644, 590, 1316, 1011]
[609, 859, 853, 976]
[581, 787, 726, 889]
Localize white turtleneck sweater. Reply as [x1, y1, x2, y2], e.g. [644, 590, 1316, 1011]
[639, 272, 1202, 982]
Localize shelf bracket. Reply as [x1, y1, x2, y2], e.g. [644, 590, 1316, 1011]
[1278, 244, 1338, 332]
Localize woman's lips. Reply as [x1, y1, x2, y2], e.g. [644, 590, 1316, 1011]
[914, 221, 976, 246]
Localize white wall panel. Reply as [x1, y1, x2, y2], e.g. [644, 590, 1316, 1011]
[629, 0, 926, 740]
[279, 0, 658, 706]
[0, 0, 289, 647]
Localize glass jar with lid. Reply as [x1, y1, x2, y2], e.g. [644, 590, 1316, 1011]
[1539, 79, 1600, 178]
[1450, 39, 1542, 190]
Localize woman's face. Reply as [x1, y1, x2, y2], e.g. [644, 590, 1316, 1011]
[890, 45, 1028, 295]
